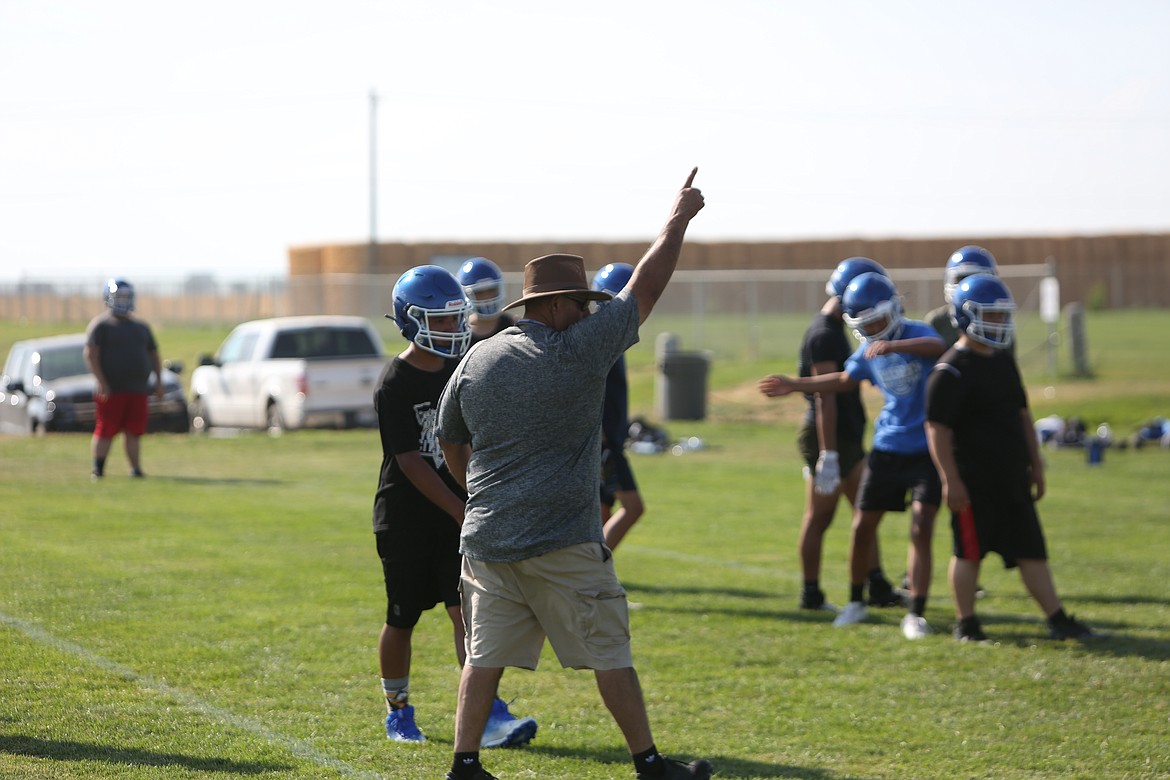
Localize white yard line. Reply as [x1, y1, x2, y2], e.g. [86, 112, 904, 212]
[0, 612, 384, 780]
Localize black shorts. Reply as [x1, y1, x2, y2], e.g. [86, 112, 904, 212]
[797, 419, 866, 476]
[376, 512, 461, 629]
[600, 446, 638, 507]
[857, 450, 941, 512]
[952, 481, 1048, 568]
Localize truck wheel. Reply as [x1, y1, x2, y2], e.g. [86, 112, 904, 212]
[266, 401, 285, 437]
[190, 398, 211, 433]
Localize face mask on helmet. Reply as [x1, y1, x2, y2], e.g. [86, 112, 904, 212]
[391, 267, 474, 357]
[953, 274, 1016, 349]
[105, 279, 135, 315]
[457, 257, 505, 317]
[842, 272, 904, 342]
[944, 246, 998, 304]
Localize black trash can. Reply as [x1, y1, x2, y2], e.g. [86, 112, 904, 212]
[657, 351, 710, 420]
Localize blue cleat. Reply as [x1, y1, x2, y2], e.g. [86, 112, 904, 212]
[480, 698, 537, 748]
[385, 704, 425, 743]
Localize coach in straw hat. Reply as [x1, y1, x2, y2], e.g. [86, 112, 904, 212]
[437, 170, 709, 780]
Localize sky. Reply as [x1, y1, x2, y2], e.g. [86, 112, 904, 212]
[2, 1, 1168, 284]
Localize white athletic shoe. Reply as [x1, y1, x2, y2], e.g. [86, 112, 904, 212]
[901, 614, 930, 640]
[832, 601, 868, 627]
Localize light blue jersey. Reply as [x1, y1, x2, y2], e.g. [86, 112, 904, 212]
[844, 320, 942, 455]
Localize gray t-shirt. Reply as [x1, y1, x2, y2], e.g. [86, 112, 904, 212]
[437, 291, 640, 563]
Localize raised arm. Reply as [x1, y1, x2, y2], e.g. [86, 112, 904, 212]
[627, 168, 706, 324]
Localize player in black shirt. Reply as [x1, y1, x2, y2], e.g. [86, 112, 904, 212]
[760, 257, 898, 612]
[590, 264, 645, 550]
[376, 265, 537, 747]
[925, 274, 1095, 642]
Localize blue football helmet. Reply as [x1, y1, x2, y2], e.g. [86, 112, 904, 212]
[592, 263, 634, 296]
[944, 245, 999, 303]
[952, 273, 1015, 349]
[843, 272, 904, 342]
[389, 266, 473, 357]
[104, 278, 136, 315]
[456, 257, 505, 317]
[825, 257, 887, 299]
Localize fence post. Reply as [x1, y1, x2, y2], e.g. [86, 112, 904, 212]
[1063, 302, 1091, 377]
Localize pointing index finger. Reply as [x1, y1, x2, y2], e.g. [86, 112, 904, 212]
[683, 167, 698, 189]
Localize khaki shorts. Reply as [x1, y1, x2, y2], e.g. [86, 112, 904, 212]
[460, 542, 633, 671]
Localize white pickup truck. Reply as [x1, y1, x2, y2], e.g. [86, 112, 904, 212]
[188, 315, 387, 433]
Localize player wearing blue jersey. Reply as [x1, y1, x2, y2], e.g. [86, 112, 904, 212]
[760, 273, 946, 639]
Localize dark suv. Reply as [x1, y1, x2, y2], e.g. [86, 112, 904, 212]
[0, 333, 189, 435]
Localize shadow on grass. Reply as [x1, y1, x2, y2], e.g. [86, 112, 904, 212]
[1068, 591, 1170, 608]
[623, 581, 775, 601]
[622, 581, 905, 626]
[153, 475, 286, 486]
[967, 613, 1170, 662]
[624, 582, 1170, 661]
[0, 734, 292, 774]
[622, 581, 872, 626]
[523, 743, 863, 779]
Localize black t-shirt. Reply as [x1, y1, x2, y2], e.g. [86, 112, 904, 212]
[85, 312, 157, 394]
[372, 356, 466, 532]
[796, 311, 866, 443]
[601, 354, 628, 451]
[469, 313, 516, 346]
[926, 346, 1031, 486]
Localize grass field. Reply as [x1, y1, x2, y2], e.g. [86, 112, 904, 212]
[2, 311, 1169, 779]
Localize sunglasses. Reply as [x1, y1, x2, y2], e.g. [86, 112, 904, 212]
[562, 294, 592, 313]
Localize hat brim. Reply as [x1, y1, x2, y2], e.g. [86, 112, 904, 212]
[503, 289, 612, 311]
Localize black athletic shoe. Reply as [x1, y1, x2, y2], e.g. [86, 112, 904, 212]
[638, 756, 714, 780]
[867, 579, 904, 608]
[799, 589, 838, 612]
[446, 769, 497, 780]
[1049, 614, 1095, 640]
[954, 618, 989, 643]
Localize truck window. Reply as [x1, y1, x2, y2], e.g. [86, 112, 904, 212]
[271, 327, 379, 359]
[335, 328, 379, 357]
[219, 330, 259, 364]
[271, 330, 309, 359]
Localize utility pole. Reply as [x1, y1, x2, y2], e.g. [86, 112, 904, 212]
[368, 89, 379, 276]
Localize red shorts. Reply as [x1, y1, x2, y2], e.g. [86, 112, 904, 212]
[94, 393, 149, 438]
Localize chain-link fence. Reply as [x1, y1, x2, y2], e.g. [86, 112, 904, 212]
[1, 265, 1051, 346]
